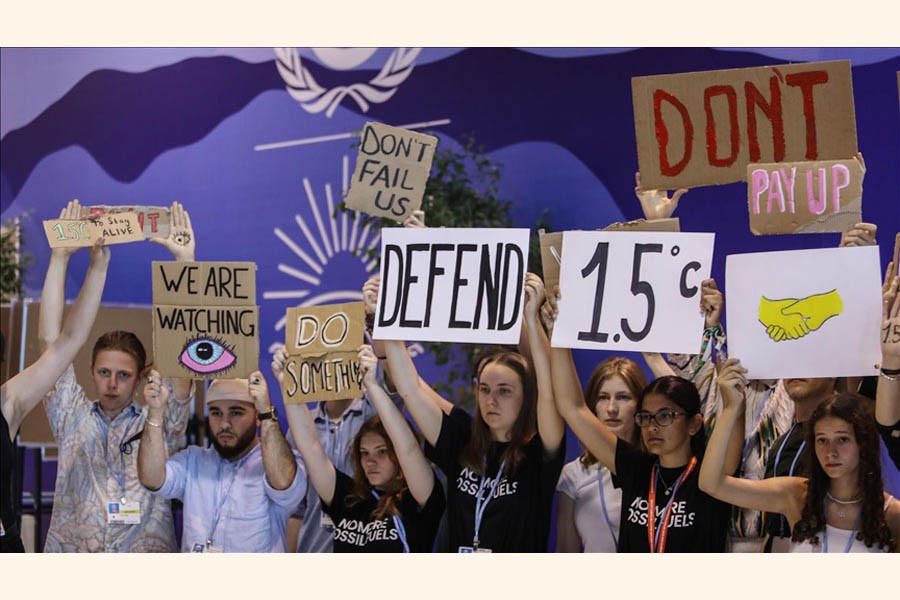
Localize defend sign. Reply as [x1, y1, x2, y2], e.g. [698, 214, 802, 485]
[152, 261, 259, 379]
[345, 122, 438, 222]
[551, 231, 714, 354]
[633, 60, 857, 189]
[374, 227, 530, 344]
[281, 302, 365, 403]
[747, 158, 863, 235]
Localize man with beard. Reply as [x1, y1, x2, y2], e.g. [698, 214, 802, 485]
[138, 370, 305, 552]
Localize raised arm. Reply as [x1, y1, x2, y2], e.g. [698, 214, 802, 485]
[38, 199, 84, 349]
[248, 369, 297, 491]
[2, 239, 110, 439]
[699, 358, 802, 522]
[137, 369, 169, 490]
[543, 288, 619, 473]
[359, 344, 435, 506]
[877, 269, 900, 426]
[273, 345, 337, 505]
[634, 171, 686, 221]
[524, 273, 564, 453]
[383, 338, 443, 447]
[151, 201, 197, 403]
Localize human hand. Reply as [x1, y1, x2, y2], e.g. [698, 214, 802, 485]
[715, 358, 748, 411]
[52, 199, 84, 259]
[271, 345, 288, 386]
[247, 370, 272, 413]
[840, 222, 877, 247]
[89, 237, 111, 268]
[363, 275, 381, 317]
[357, 344, 379, 388]
[143, 369, 169, 413]
[700, 279, 723, 329]
[403, 210, 426, 228]
[150, 201, 195, 261]
[634, 172, 686, 220]
[882, 274, 900, 366]
[524, 273, 546, 321]
[540, 285, 560, 334]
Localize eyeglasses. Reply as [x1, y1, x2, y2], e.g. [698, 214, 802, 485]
[119, 429, 145, 455]
[634, 409, 688, 428]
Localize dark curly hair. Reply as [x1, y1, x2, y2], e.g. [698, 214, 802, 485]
[791, 393, 896, 551]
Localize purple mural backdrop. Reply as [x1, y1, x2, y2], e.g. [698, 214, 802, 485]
[2, 47, 899, 548]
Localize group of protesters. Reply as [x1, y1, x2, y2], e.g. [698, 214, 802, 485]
[1, 176, 898, 553]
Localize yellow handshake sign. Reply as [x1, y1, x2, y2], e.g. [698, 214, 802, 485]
[758, 290, 843, 342]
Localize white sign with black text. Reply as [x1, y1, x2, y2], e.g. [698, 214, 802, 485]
[373, 227, 530, 344]
[551, 231, 715, 354]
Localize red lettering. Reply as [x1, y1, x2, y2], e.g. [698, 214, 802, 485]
[653, 89, 693, 176]
[703, 85, 739, 167]
[745, 77, 785, 162]
[785, 70, 829, 160]
[146, 212, 160, 233]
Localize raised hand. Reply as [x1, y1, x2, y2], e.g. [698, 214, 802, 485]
[362, 275, 381, 317]
[357, 344, 379, 388]
[89, 237, 111, 268]
[840, 222, 877, 247]
[150, 201, 195, 261]
[53, 199, 84, 258]
[882, 274, 900, 362]
[715, 357, 748, 411]
[540, 284, 560, 334]
[634, 171, 686, 220]
[700, 278, 723, 328]
[143, 369, 169, 412]
[524, 272, 546, 321]
[247, 370, 272, 413]
[403, 209, 427, 228]
[270, 344, 288, 386]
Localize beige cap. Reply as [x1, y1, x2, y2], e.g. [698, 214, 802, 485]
[206, 378, 253, 405]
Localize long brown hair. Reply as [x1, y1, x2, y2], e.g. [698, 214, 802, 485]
[580, 357, 646, 467]
[791, 394, 896, 551]
[460, 348, 537, 476]
[91, 330, 149, 375]
[346, 416, 409, 520]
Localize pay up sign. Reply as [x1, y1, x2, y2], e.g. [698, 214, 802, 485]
[280, 302, 365, 403]
[344, 122, 438, 222]
[152, 262, 259, 379]
[632, 60, 857, 189]
[551, 231, 714, 354]
[373, 227, 530, 344]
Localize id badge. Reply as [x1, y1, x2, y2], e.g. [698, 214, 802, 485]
[320, 512, 334, 530]
[106, 501, 141, 524]
[458, 546, 492, 553]
[191, 543, 205, 553]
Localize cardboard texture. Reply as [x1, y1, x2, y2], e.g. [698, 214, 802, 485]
[551, 231, 714, 354]
[538, 231, 564, 293]
[603, 218, 681, 232]
[43, 212, 144, 248]
[152, 261, 259, 379]
[374, 227, 530, 344]
[633, 60, 857, 189]
[747, 158, 864, 235]
[725, 246, 881, 379]
[86, 205, 171, 238]
[281, 302, 366, 403]
[344, 122, 438, 222]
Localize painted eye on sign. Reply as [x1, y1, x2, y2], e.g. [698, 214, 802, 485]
[551, 231, 715, 354]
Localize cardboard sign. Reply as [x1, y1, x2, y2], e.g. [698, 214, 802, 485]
[538, 231, 564, 293]
[344, 122, 438, 222]
[633, 60, 857, 189]
[748, 158, 863, 235]
[551, 231, 714, 354]
[43, 212, 144, 248]
[725, 246, 881, 379]
[374, 227, 530, 344]
[86, 205, 170, 238]
[152, 261, 259, 379]
[603, 218, 681, 233]
[280, 302, 365, 403]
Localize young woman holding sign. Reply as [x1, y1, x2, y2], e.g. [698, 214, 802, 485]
[543, 288, 742, 552]
[275, 344, 444, 552]
[39, 199, 197, 552]
[380, 273, 566, 552]
[700, 358, 899, 552]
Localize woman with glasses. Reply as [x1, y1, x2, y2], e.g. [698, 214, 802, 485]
[544, 291, 744, 552]
[700, 358, 898, 552]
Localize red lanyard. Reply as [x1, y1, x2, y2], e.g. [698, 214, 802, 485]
[647, 456, 697, 553]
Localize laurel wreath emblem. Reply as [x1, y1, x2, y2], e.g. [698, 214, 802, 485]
[275, 48, 421, 117]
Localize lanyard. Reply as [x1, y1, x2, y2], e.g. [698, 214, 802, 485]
[371, 490, 410, 553]
[473, 459, 506, 550]
[95, 408, 141, 502]
[773, 424, 807, 477]
[597, 467, 618, 550]
[647, 456, 698, 553]
[822, 499, 862, 553]
[741, 388, 773, 469]
[208, 450, 252, 547]
[320, 404, 347, 464]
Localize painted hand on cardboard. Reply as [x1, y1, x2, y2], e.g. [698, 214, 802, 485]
[151, 201, 195, 261]
[634, 171, 686, 220]
[758, 290, 843, 342]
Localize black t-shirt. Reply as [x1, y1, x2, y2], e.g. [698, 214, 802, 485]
[613, 439, 730, 553]
[424, 406, 565, 552]
[1, 410, 25, 552]
[763, 423, 808, 538]
[322, 470, 445, 552]
[877, 419, 900, 472]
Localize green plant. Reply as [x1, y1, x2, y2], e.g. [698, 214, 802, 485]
[1, 217, 34, 302]
[340, 134, 552, 407]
